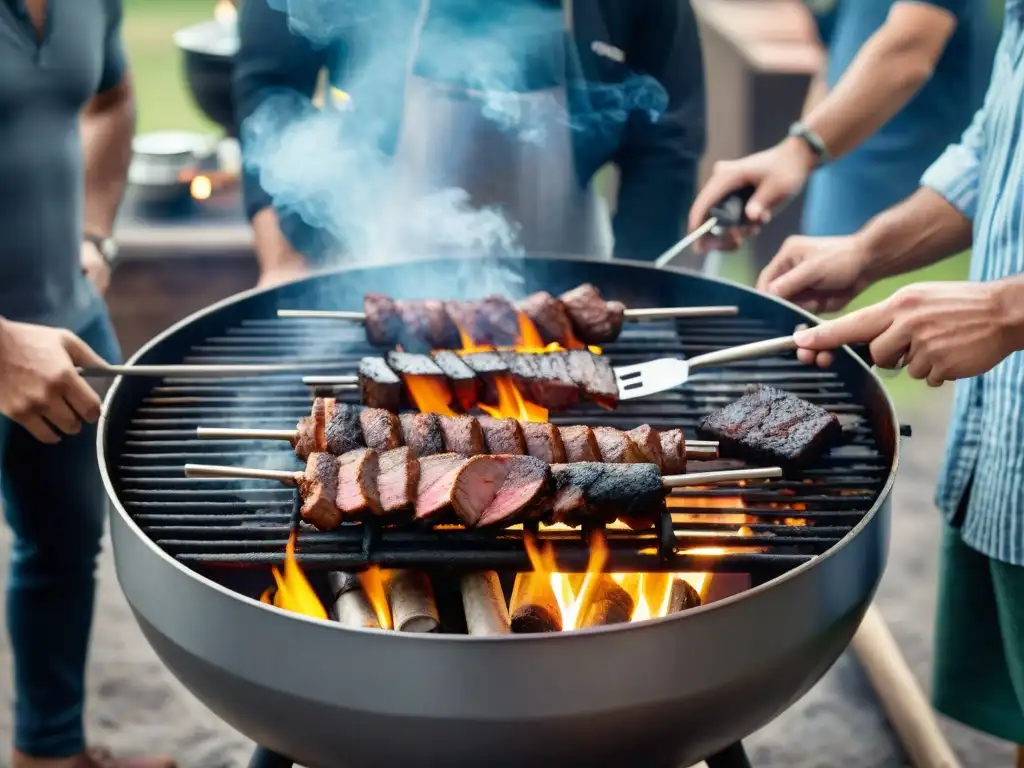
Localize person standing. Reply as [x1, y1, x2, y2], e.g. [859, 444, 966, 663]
[0, 1, 174, 766]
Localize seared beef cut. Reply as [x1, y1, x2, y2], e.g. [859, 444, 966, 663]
[359, 408, 402, 452]
[399, 412, 446, 458]
[431, 350, 480, 411]
[386, 351, 446, 377]
[414, 453, 470, 521]
[549, 462, 664, 525]
[559, 283, 625, 345]
[658, 429, 687, 474]
[324, 400, 365, 455]
[477, 416, 528, 455]
[627, 425, 664, 468]
[593, 427, 645, 464]
[558, 425, 600, 462]
[395, 299, 460, 350]
[439, 415, 486, 456]
[503, 352, 578, 410]
[377, 447, 419, 514]
[517, 290, 574, 345]
[364, 293, 402, 347]
[299, 452, 342, 530]
[520, 421, 566, 463]
[697, 385, 842, 469]
[359, 357, 403, 412]
[460, 351, 509, 405]
[445, 296, 520, 347]
[463, 455, 551, 528]
[560, 350, 618, 408]
[294, 408, 319, 459]
[335, 448, 382, 518]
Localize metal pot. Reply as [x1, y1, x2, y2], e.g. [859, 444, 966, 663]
[128, 131, 216, 206]
[174, 20, 238, 136]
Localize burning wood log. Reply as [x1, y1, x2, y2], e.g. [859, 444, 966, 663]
[384, 569, 439, 633]
[509, 572, 563, 633]
[577, 575, 635, 628]
[328, 572, 382, 629]
[460, 571, 510, 636]
[667, 577, 702, 612]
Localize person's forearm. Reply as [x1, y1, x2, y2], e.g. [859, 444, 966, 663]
[800, 61, 829, 119]
[81, 77, 135, 238]
[856, 187, 972, 282]
[252, 206, 310, 272]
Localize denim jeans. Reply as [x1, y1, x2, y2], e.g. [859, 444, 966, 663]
[1, 309, 121, 757]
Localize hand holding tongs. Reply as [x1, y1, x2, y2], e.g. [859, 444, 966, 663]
[655, 185, 757, 269]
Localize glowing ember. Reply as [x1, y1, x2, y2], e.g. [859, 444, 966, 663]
[259, 531, 327, 620]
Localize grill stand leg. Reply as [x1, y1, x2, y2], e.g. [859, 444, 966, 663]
[704, 741, 752, 768]
[247, 747, 293, 768]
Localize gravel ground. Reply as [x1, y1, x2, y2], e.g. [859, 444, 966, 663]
[0, 390, 1015, 767]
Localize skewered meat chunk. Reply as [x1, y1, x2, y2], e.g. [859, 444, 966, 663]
[377, 447, 419, 514]
[299, 452, 341, 530]
[517, 290, 575, 345]
[477, 416, 528, 455]
[559, 283, 625, 345]
[359, 357, 403, 412]
[395, 299, 460, 351]
[558, 425, 600, 462]
[520, 421, 566, 463]
[363, 293, 403, 347]
[415, 453, 471, 522]
[295, 409, 319, 459]
[658, 429, 687, 474]
[627, 425, 664, 468]
[445, 296, 520, 347]
[593, 427, 645, 464]
[386, 350, 446, 378]
[459, 351, 509, 405]
[430, 350, 480, 411]
[697, 385, 842, 469]
[448, 454, 551, 528]
[549, 462, 664, 525]
[324, 400, 365, 454]
[438, 415, 486, 456]
[560, 350, 618, 408]
[336, 448, 382, 518]
[503, 352, 578, 411]
[359, 408, 402, 452]
[399, 412, 446, 458]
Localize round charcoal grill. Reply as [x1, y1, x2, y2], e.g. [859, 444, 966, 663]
[99, 256, 898, 768]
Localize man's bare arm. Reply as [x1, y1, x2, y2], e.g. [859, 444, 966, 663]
[81, 73, 136, 238]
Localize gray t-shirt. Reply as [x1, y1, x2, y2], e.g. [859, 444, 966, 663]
[0, 0, 125, 329]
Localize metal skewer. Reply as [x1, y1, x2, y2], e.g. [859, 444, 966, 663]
[277, 305, 739, 323]
[78, 363, 350, 378]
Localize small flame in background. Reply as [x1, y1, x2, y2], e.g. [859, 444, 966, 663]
[214, 0, 237, 28]
[260, 532, 328, 620]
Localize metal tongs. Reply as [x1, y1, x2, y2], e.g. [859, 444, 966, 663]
[655, 185, 757, 269]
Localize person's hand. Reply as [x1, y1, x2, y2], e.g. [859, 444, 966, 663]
[81, 240, 111, 295]
[0, 319, 106, 443]
[756, 234, 873, 314]
[688, 137, 817, 253]
[792, 282, 1017, 385]
[256, 261, 310, 290]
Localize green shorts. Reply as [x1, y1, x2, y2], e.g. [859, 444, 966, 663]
[933, 524, 1024, 743]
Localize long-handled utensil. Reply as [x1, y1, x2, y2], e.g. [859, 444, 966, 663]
[78, 363, 353, 379]
[654, 186, 757, 269]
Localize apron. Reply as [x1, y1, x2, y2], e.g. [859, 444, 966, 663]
[389, 0, 613, 260]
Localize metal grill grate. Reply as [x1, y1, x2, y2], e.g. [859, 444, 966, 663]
[112, 313, 887, 576]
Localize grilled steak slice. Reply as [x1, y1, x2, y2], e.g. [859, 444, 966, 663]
[471, 455, 552, 528]
[431, 350, 480, 411]
[460, 351, 509, 405]
[549, 462, 664, 525]
[627, 425, 664, 469]
[697, 385, 842, 469]
[560, 350, 618, 408]
[359, 408, 402, 452]
[559, 283, 625, 345]
[502, 352, 578, 410]
[517, 290, 574, 345]
[445, 296, 520, 346]
[658, 428, 687, 474]
[395, 299, 460, 351]
[299, 452, 341, 530]
[335, 448, 382, 518]
[477, 416, 528, 455]
[439, 415, 486, 456]
[399, 412, 446, 458]
[558, 425, 601, 462]
[324, 400, 365, 454]
[377, 447, 419, 515]
[386, 350, 446, 377]
[414, 453, 470, 522]
[520, 421, 566, 463]
[359, 357, 403, 412]
[364, 293, 402, 347]
[593, 427, 645, 464]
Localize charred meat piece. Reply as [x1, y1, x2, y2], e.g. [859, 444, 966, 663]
[627, 425, 664, 469]
[447, 295, 521, 346]
[658, 428, 687, 475]
[503, 352, 578, 410]
[438, 415, 486, 456]
[460, 351, 509, 405]
[298, 452, 342, 530]
[335, 448, 382, 518]
[324, 400, 365, 455]
[359, 408, 402, 453]
[377, 447, 419, 515]
[559, 283, 625, 345]
[558, 425, 601, 463]
[399, 412, 447, 458]
[294, 410, 319, 459]
[697, 385, 842, 469]
[560, 350, 618, 408]
[431, 350, 480, 412]
[414, 453, 470, 522]
[359, 357, 403, 412]
[593, 427, 645, 464]
[549, 462, 664, 525]
[477, 416, 528, 455]
[517, 290, 575, 345]
[364, 293, 402, 348]
[466, 455, 552, 528]
[520, 421, 566, 464]
[395, 299, 461, 351]
[386, 350, 446, 377]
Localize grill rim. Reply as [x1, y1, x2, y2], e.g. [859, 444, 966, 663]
[97, 253, 901, 639]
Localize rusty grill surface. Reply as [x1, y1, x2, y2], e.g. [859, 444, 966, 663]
[113, 313, 886, 577]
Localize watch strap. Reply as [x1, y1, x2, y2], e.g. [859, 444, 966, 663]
[788, 122, 830, 165]
[84, 233, 119, 267]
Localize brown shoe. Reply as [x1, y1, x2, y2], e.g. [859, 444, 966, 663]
[80, 747, 176, 768]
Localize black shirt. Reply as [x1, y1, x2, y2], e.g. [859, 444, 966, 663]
[233, 0, 706, 261]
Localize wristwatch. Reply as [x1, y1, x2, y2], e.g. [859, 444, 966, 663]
[788, 122, 831, 166]
[84, 233, 119, 268]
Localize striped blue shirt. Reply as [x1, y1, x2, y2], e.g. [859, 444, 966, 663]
[921, 0, 1024, 565]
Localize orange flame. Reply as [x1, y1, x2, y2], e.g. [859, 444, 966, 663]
[358, 565, 393, 629]
[404, 374, 457, 417]
[259, 531, 328, 620]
